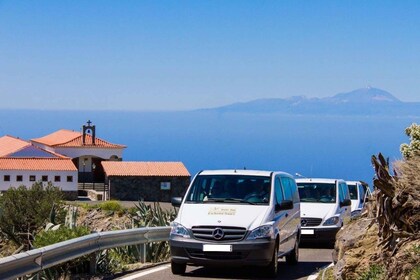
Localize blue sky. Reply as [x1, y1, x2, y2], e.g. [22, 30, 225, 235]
[1, 1, 419, 111]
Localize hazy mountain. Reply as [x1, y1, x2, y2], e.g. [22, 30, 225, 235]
[204, 87, 419, 116]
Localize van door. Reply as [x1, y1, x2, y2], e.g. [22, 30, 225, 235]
[274, 176, 288, 255]
[280, 176, 298, 251]
[338, 182, 351, 225]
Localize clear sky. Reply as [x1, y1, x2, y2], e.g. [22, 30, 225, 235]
[1, 1, 419, 111]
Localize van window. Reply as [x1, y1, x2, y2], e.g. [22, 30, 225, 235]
[275, 177, 284, 203]
[281, 177, 299, 203]
[342, 183, 350, 200]
[281, 177, 292, 200]
[185, 175, 271, 205]
[348, 184, 358, 199]
[359, 185, 366, 203]
[338, 184, 344, 202]
[289, 178, 300, 203]
[297, 183, 336, 203]
[338, 182, 349, 202]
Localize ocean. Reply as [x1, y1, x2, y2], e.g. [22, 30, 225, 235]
[0, 109, 417, 185]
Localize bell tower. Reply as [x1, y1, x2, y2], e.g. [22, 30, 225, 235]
[82, 120, 96, 145]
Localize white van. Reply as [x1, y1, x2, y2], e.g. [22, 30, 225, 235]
[346, 181, 371, 217]
[169, 169, 301, 277]
[295, 178, 351, 243]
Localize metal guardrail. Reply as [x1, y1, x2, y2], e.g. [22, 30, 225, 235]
[0, 226, 171, 280]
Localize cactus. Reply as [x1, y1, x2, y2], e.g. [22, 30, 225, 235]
[64, 205, 78, 229]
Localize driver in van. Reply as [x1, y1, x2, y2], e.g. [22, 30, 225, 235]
[320, 188, 335, 202]
[205, 181, 229, 199]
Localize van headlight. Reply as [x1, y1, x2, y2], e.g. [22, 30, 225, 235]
[323, 216, 340, 226]
[170, 222, 191, 238]
[246, 224, 274, 240]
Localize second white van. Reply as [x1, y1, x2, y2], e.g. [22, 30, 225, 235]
[295, 178, 351, 243]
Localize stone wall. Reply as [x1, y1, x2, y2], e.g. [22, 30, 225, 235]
[109, 176, 190, 202]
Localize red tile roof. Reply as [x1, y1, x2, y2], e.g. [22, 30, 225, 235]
[31, 129, 126, 148]
[102, 161, 190, 177]
[0, 158, 77, 171]
[0, 135, 67, 158]
[0, 135, 30, 157]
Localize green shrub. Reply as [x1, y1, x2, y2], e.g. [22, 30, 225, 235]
[0, 182, 63, 248]
[409, 265, 420, 280]
[33, 226, 91, 248]
[31, 226, 91, 279]
[358, 265, 385, 280]
[97, 200, 123, 212]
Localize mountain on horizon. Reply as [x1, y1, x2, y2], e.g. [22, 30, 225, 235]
[203, 87, 419, 116]
[328, 87, 401, 104]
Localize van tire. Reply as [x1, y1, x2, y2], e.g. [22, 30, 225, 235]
[265, 243, 278, 278]
[171, 261, 186, 275]
[286, 238, 299, 265]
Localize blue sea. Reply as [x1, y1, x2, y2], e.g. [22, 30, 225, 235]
[0, 109, 417, 185]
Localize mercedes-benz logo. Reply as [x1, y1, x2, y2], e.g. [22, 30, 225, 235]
[212, 227, 224, 240]
[301, 219, 308, 226]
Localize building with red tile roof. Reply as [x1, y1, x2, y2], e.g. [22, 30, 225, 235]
[102, 161, 190, 202]
[30, 121, 126, 190]
[0, 135, 78, 196]
[1, 121, 190, 202]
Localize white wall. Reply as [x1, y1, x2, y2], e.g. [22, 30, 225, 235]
[0, 170, 78, 191]
[53, 147, 124, 161]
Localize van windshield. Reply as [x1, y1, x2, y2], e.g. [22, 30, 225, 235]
[185, 175, 271, 205]
[297, 183, 336, 203]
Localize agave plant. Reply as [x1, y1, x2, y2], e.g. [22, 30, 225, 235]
[119, 201, 177, 263]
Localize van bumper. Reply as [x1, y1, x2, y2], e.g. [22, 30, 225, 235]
[170, 237, 276, 266]
[300, 227, 340, 242]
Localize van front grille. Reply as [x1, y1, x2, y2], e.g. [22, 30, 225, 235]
[301, 217, 322, 227]
[191, 226, 247, 241]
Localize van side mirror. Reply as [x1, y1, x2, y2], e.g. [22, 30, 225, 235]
[171, 197, 183, 207]
[340, 198, 351, 207]
[275, 200, 293, 211]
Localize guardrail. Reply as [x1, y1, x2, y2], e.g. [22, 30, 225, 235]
[0, 226, 171, 280]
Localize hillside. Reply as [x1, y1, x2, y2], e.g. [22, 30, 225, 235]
[203, 87, 420, 116]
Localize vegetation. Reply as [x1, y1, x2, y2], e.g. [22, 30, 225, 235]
[334, 123, 420, 279]
[316, 266, 334, 280]
[75, 200, 125, 215]
[33, 226, 91, 248]
[97, 200, 124, 212]
[0, 182, 63, 250]
[31, 226, 92, 279]
[400, 122, 420, 159]
[123, 201, 177, 263]
[358, 265, 386, 280]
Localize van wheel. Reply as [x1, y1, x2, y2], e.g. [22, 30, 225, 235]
[265, 243, 278, 278]
[171, 260, 186, 275]
[286, 239, 299, 265]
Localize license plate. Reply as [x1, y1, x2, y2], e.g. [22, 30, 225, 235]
[203, 244, 232, 252]
[301, 229, 315, 235]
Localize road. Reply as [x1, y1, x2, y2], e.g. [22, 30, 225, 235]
[115, 244, 333, 280]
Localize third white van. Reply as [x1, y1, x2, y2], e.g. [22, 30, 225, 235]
[346, 180, 371, 217]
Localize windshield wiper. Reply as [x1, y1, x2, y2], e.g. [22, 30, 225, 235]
[203, 198, 256, 205]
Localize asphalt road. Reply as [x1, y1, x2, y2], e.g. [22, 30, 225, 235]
[115, 244, 333, 280]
